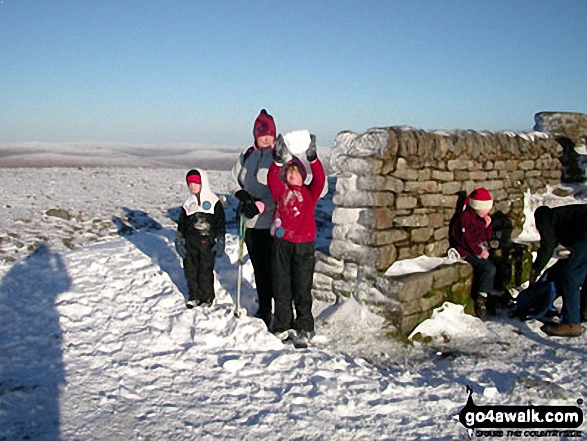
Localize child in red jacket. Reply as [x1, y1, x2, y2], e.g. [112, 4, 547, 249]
[449, 187, 495, 318]
[267, 133, 325, 347]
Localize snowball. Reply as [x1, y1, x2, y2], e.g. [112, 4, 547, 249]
[283, 130, 311, 156]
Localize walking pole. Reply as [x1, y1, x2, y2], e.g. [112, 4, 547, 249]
[234, 214, 246, 317]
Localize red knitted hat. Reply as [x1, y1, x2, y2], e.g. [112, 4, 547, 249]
[186, 169, 201, 185]
[253, 109, 276, 140]
[467, 187, 493, 211]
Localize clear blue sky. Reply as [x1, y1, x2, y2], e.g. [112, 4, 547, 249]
[1, 0, 586, 148]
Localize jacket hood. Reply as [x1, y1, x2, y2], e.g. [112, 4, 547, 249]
[183, 169, 219, 216]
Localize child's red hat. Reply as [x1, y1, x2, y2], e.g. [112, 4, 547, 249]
[466, 187, 493, 211]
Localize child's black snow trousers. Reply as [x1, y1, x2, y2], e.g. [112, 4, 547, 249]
[184, 237, 215, 304]
[271, 239, 315, 334]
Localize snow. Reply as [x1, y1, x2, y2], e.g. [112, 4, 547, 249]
[384, 250, 463, 277]
[1, 162, 587, 440]
[282, 130, 311, 156]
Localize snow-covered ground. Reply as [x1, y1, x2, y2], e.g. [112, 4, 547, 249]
[1, 165, 587, 440]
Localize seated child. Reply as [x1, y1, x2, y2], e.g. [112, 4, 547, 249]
[449, 187, 496, 318]
[176, 169, 226, 308]
[267, 133, 325, 347]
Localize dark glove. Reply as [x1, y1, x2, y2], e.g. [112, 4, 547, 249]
[212, 236, 225, 258]
[175, 234, 187, 259]
[273, 134, 287, 164]
[235, 189, 259, 219]
[306, 134, 317, 162]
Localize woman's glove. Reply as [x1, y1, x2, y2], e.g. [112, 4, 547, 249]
[235, 189, 260, 219]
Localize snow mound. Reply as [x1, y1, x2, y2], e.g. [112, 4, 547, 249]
[408, 302, 489, 342]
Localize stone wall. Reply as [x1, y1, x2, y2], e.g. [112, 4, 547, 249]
[534, 111, 587, 141]
[313, 126, 563, 335]
[534, 112, 587, 183]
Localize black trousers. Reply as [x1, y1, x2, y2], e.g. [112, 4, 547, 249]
[245, 228, 274, 317]
[184, 237, 215, 303]
[271, 239, 315, 333]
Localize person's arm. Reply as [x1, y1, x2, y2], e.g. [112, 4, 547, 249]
[267, 161, 286, 201]
[175, 208, 187, 258]
[229, 147, 254, 196]
[267, 135, 288, 201]
[177, 208, 187, 235]
[532, 230, 557, 278]
[212, 201, 226, 257]
[459, 213, 487, 257]
[213, 201, 226, 237]
[308, 158, 326, 202]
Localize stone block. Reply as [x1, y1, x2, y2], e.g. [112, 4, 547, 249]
[396, 196, 418, 210]
[313, 272, 333, 290]
[431, 264, 461, 289]
[373, 208, 395, 229]
[404, 180, 439, 193]
[433, 227, 449, 241]
[394, 214, 429, 227]
[428, 213, 445, 229]
[420, 194, 458, 208]
[440, 181, 461, 195]
[459, 262, 473, 279]
[469, 171, 489, 180]
[398, 311, 431, 336]
[315, 252, 344, 277]
[329, 239, 375, 266]
[483, 180, 504, 191]
[391, 168, 420, 180]
[447, 159, 470, 170]
[377, 272, 433, 303]
[425, 239, 450, 257]
[357, 175, 404, 193]
[312, 288, 337, 303]
[339, 157, 384, 176]
[332, 279, 355, 298]
[376, 244, 398, 271]
[431, 170, 454, 181]
[411, 227, 433, 243]
[400, 291, 445, 316]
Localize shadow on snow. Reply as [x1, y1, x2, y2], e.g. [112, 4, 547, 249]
[0, 243, 71, 441]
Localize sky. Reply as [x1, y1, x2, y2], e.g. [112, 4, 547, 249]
[1, 0, 586, 149]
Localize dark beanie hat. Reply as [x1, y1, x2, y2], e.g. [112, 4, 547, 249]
[253, 109, 276, 140]
[186, 169, 201, 185]
[284, 157, 307, 181]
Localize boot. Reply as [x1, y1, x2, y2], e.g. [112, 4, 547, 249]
[544, 323, 582, 337]
[474, 293, 488, 319]
[582, 311, 587, 322]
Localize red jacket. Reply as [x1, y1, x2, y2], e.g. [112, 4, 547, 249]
[268, 159, 326, 243]
[450, 206, 493, 258]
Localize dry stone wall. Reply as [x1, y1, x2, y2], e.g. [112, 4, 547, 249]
[534, 112, 587, 183]
[534, 111, 587, 141]
[313, 125, 563, 335]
